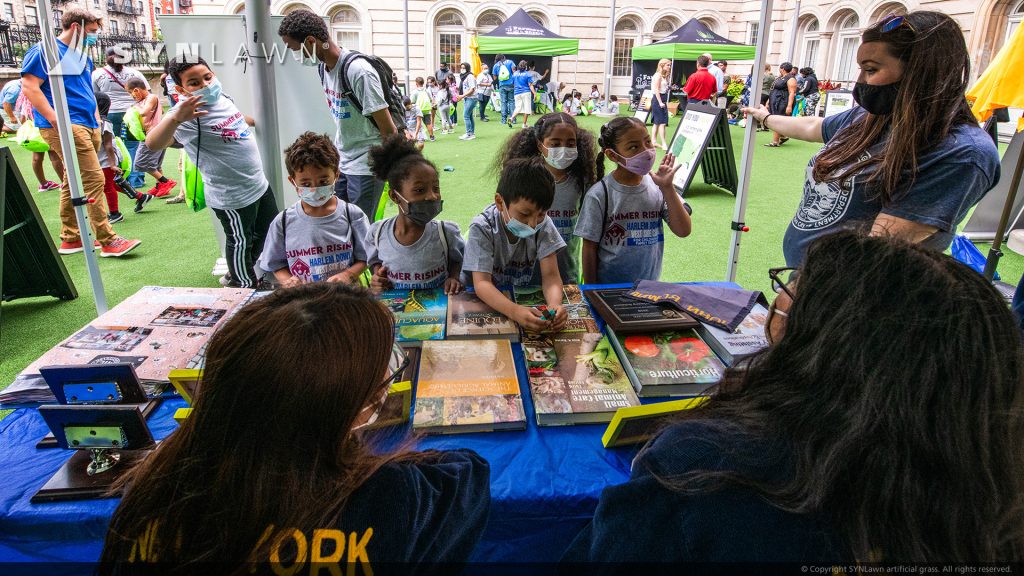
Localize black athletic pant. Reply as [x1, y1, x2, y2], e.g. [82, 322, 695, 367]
[212, 186, 278, 288]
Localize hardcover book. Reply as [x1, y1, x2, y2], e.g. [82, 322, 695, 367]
[586, 288, 699, 334]
[515, 285, 599, 334]
[695, 304, 770, 366]
[446, 291, 519, 341]
[602, 398, 707, 448]
[367, 347, 420, 430]
[609, 329, 726, 397]
[523, 332, 640, 426]
[378, 289, 447, 345]
[412, 340, 526, 434]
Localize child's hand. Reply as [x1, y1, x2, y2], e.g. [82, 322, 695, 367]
[548, 305, 568, 332]
[443, 277, 463, 295]
[327, 271, 356, 284]
[513, 305, 549, 333]
[370, 266, 393, 293]
[171, 94, 208, 124]
[280, 275, 303, 289]
[111, 166, 123, 176]
[650, 152, 683, 191]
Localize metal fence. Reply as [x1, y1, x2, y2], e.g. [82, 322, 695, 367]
[0, 20, 166, 68]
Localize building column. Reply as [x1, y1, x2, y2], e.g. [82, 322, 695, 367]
[817, 31, 834, 81]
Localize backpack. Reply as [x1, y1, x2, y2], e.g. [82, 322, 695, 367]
[497, 61, 511, 82]
[124, 106, 146, 141]
[320, 52, 406, 133]
[113, 135, 132, 173]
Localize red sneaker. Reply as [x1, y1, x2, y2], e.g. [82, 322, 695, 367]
[99, 237, 141, 258]
[155, 179, 177, 197]
[58, 240, 100, 254]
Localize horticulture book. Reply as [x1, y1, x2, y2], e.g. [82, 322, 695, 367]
[523, 331, 640, 426]
[446, 290, 519, 341]
[695, 303, 770, 366]
[608, 329, 726, 397]
[412, 340, 525, 434]
[586, 288, 699, 334]
[378, 288, 447, 345]
[515, 284, 599, 334]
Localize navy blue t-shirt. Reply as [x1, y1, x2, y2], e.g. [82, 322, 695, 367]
[21, 40, 98, 129]
[782, 108, 1000, 267]
[563, 421, 849, 563]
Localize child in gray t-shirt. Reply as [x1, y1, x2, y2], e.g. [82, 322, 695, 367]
[462, 157, 568, 334]
[365, 134, 465, 294]
[259, 132, 369, 286]
[575, 117, 692, 285]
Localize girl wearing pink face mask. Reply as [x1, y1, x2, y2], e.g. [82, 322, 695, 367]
[575, 117, 692, 284]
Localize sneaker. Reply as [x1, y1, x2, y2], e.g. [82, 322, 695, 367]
[459, 133, 470, 140]
[429, 136, 436, 142]
[481, 117, 490, 122]
[38, 180, 60, 192]
[107, 212, 124, 224]
[507, 119, 514, 128]
[218, 272, 233, 287]
[99, 237, 141, 258]
[466, 134, 476, 141]
[150, 184, 171, 198]
[155, 179, 177, 197]
[58, 239, 100, 254]
[134, 193, 154, 213]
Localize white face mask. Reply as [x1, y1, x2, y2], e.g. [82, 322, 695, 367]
[352, 386, 390, 430]
[542, 145, 578, 170]
[296, 184, 334, 207]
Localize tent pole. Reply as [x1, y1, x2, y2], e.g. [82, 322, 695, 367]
[725, 0, 775, 283]
[244, 0, 283, 204]
[404, 0, 411, 94]
[603, 0, 616, 101]
[37, 0, 107, 315]
[574, 53, 578, 90]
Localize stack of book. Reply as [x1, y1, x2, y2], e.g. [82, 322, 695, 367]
[694, 303, 770, 366]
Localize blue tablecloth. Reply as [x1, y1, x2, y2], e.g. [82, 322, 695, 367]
[0, 282, 737, 570]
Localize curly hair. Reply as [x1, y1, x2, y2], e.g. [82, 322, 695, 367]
[368, 133, 436, 192]
[277, 9, 330, 43]
[284, 132, 340, 177]
[493, 112, 597, 199]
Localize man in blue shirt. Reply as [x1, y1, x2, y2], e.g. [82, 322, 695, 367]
[494, 54, 515, 126]
[0, 79, 22, 134]
[509, 60, 535, 129]
[21, 6, 140, 257]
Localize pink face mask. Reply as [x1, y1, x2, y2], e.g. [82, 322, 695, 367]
[613, 148, 657, 176]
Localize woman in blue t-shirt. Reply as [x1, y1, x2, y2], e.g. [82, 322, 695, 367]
[565, 231, 1024, 563]
[743, 11, 1000, 268]
[99, 283, 490, 572]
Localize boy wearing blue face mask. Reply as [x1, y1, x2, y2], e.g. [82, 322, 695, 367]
[258, 132, 368, 287]
[462, 157, 568, 333]
[365, 134, 464, 295]
[146, 55, 278, 289]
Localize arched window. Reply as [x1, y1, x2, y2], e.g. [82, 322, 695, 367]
[698, 17, 718, 34]
[799, 17, 820, 70]
[477, 9, 504, 33]
[281, 3, 311, 15]
[527, 11, 547, 28]
[435, 9, 465, 72]
[653, 17, 678, 40]
[833, 12, 861, 82]
[1010, 0, 1024, 42]
[232, 3, 244, 14]
[613, 16, 640, 77]
[871, 2, 908, 23]
[330, 6, 362, 51]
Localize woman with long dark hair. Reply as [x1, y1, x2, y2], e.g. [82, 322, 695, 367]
[99, 283, 490, 573]
[565, 231, 1024, 562]
[745, 11, 1000, 267]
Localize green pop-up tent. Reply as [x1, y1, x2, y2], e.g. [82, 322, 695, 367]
[477, 8, 579, 56]
[632, 19, 755, 61]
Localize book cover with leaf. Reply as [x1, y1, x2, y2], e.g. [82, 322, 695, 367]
[515, 285, 599, 334]
[446, 291, 519, 341]
[609, 329, 726, 397]
[413, 340, 525, 434]
[695, 304, 770, 366]
[523, 332, 640, 426]
[378, 288, 447, 345]
[586, 288, 699, 333]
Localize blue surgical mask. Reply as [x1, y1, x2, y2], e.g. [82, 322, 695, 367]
[193, 78, 222, 105]
[84, 33, 98, 47]
[297, 184, 335, 207]
[502, 204, 541, 239]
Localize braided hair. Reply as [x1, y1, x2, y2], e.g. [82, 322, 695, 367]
[596, 116, 645, 181]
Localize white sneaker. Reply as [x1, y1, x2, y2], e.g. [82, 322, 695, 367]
[466, 134, 476, 140]
[459, 133, 470, 140]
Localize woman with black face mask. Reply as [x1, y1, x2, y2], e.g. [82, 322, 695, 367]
[742, 11, 1000, 268]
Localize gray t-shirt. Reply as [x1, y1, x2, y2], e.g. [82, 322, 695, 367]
[172, 96, 268, 211]
[574, 174, 669, 284]
[462, 204, 565, 289]
[96, 119, 115, 169]
[366, 217, 465, 290]
[782, 108, 1001, 267]
[259, 200, 370, 281]
[320, 49, 390, 176]
[92, 66, 146, 114]
[531, 176, 582, 285]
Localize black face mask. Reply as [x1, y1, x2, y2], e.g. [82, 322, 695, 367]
[853, 81, 900, 116]
[394, 193, 443, 227]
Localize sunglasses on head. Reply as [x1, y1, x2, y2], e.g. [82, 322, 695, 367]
[880, 13, 914, 34]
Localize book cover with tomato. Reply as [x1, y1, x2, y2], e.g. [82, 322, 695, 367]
[522, 332, 640, 425]
[610, 329, 726, 397]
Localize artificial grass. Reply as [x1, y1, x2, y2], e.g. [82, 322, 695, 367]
[2, 113, 1022, 394]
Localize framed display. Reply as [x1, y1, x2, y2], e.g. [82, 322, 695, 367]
[40, 363, 148, 405]
[668, 103, 722, 194]
[823, 89, 856, 118]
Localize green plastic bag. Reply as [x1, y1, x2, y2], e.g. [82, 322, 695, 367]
[113, 136, 132, 173]
[124, 106, 146, 141]
[181, 152, 205, 212]
[15, 120, 49, 153]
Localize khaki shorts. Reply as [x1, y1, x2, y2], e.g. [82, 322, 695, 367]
[513, 92, 533, 116]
